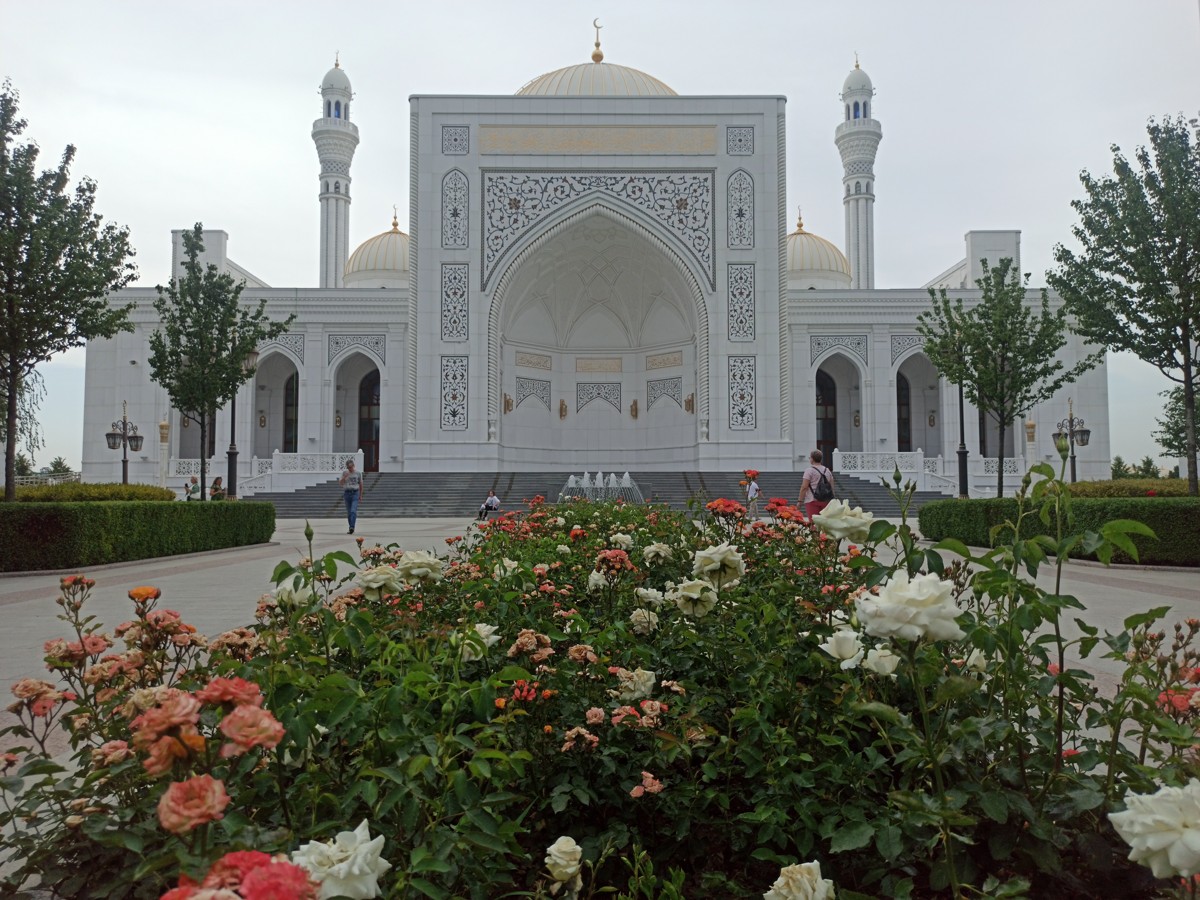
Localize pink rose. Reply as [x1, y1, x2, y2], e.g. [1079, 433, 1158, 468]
[239, 860, 318, 900]
[156, 775, 229, 834]
[195, 677, 264, 708]
[218, 705, 285, 758]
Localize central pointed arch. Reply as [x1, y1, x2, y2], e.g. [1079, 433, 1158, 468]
[487, 198, 710, 425]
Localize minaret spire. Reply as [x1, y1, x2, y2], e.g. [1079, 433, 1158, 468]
[834, 59, 882, 289]
[312, 57, 359, 288]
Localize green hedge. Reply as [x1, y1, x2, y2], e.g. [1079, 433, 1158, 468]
[0, 501, 275, 572]
[1067, 478, 1191, 498]
[14, 482, 177, 502]
[918, 497, 1200, 566]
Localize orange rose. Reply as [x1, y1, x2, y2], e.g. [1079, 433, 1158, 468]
[218, 705, 285, 758]
[156, 775, 229, 834]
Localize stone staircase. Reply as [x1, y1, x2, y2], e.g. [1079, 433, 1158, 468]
[247, 471, 950, 519]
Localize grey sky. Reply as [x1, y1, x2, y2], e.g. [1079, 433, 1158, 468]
[4, 0, 1197, 471]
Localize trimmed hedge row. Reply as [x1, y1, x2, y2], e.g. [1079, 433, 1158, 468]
[918, 497, 1200, 567]
[14, 483, 177, 502]
[1068, 478, 1191, 498]
[0, 501, 276, 572]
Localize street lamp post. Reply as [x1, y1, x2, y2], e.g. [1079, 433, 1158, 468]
[105, 401, 144, 484]
[226, 347, 260, 500]
[1053, 397, 1092, 483]
[956, 380, 969, 499]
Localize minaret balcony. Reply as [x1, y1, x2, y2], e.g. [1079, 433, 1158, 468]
[311, 118, 360, 138]
[835, 119, 882, 141]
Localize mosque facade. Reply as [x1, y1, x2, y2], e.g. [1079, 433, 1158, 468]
[81, 43, 1110, 495]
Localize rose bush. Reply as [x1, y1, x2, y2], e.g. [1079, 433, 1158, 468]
[0, 468, 1194, 898]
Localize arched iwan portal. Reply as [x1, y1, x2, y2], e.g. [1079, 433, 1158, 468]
[489, 205, 708, 469]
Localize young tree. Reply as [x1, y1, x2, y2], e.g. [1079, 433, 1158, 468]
[13, 452, 32, 477]
[47, 456, 72, 476]
[1153, 386, 1189, 460]
[1110, 455, 1131, 480]
[918, 258, 1102, 497]
[1050, 117, 1200, 495]
[0, 80, 136, 499]
[148, 225, 294, 498]
[1134, 456, 1161, 479]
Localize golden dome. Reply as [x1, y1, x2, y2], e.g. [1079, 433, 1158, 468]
[345, 215, 409, 277]
[787, 213, 851, 283]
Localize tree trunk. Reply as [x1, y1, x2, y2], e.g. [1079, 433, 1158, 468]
[1184, 354, 1198, 496]
[199, 413, 208, 500]
[4, 366, 18, 502]
[996, 417, 1007, 498]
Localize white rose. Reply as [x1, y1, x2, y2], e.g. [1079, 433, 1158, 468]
[964, 647, 989, 674]
[812, 499, 876, 543]
[554, 517, 566, 526]
[670, 578, 719, 618]
[355, 566, 402, 601]
[394, 549, 444, 584]
[610, 532, 633, 549]
[460, 623, 500, 662]
[635, 588, 665, 608]
[818, 629, 864, 670]
[863, 646, 900, 676]
[292, 819, 392, 900]
[545, 835, 583, 882]
[1110, 779, 1200, 877]
[610, 667, 657, 702]
[692, 542, 746, 588]
[557, 544, 571, 555]
[643, 542, 673, 565]
[855, 570, 965, 643]
[587, 570, 607, 593]
[764, 860, 835, 900]
[629, 609, 659, 635]
[492, 558, 520, 580]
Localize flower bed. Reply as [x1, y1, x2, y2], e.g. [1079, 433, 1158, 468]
[2, 474, 1198, 898]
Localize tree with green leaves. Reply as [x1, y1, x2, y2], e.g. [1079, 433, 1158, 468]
[918, 258, 1102, 497]
[1153, 386, 1188, 460]
[1050, 117, 1200, 495]
[148, 224, 294, 498]
[1110, 455, 1131, 480]
[0, 369, 45, 462]
[47, 456, 72, 476]
[1134, 455, 1161, 479]
[0, 80, 136, 499]
[13, 452, 32, 477]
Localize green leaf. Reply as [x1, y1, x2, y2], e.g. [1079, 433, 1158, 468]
[933, 675, 983, 706]
[1124, 606, 1169, 632]
[978, 791, 1008, 823]
[874, 824, 903, 860]
[830, 820, 875, 853]
[409, 877, 452, 899]
[851, 701, 902, 725]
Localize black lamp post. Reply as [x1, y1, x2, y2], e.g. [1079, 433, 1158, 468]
[1052, 397, 1091, 483]
[226, 347, 260, 500]
[105, 401, 144, 484]
[956, 380, 969, 499]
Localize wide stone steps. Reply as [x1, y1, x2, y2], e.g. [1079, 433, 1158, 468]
[247, 471, 950, 519]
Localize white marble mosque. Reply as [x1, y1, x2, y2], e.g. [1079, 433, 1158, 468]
[80, 36, 1109, 496]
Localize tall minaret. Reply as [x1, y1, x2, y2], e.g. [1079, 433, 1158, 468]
[834, 59, 882, 289]
[312, 56, 359, 288]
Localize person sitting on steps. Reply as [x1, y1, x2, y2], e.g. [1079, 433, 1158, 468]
[478, 489, 501, 521]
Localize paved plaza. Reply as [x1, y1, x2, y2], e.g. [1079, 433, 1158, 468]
[1, 517, 1196, 751]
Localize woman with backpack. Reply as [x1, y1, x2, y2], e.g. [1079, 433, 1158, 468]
[800, 449, 836, 521]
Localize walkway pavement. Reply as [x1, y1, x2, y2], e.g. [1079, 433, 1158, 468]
[1, 517, 1196, 751]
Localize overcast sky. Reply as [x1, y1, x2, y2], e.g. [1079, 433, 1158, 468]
[4, 0, 1198, 471]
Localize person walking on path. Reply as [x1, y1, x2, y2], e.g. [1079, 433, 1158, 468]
[744, 471, 760, 519]
[800, 450, 835, 521]
[477, 489, 501, 521]
[339, 459, 364, 534]
[183, 475, 201, 501]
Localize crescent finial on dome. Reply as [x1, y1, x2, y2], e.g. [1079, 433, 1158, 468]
[854, 52, 860, 69]
[335, 50, 340, 69]
[391, 205, 400, 232]
[592, 18, 604, 63]
[795, 207, 806, 233]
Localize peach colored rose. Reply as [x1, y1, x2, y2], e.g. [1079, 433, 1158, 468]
[195, 677, 264, 708]
[219, 705, 285, 758]
[156, 775, 230, 834]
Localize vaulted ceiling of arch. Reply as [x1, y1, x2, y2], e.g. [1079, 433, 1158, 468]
[501, 215, 695, 349]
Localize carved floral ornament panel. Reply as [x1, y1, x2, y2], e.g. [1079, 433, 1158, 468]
[890, 334, 924, 365]
[260, 333, 305, 363]
[440, 356, 468, 430]
[727, 263, 755, 341]
[481, 170, 716, 290]
[441, 125, 469, 155]
[440, 263, 469, 341]
[810, 334, 868, 366]
[515, 377, 551, 411]
[647, 376, 683, 409]
[442, 170, 469, 250]
[727, 170, 754, 249]
[728, 356, 756, 430]
[576, 382, 622, 413]
[328, 335, 386, 365]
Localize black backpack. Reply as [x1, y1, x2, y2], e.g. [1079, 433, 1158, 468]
[813, 468, 834, 502]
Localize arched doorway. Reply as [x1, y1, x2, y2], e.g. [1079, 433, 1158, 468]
[333, 352, 381, 471]
[897, 374, 911, 452]
[895, 351, 941, 456]
[490, 206, 704, 468]
[253, 352, 301, 458]
[358, 370, 380, 472]
[816, 370, 837, 462]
